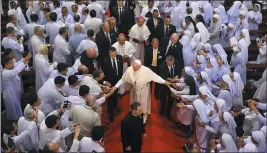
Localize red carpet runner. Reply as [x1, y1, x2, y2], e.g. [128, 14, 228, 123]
[102, 85, 189, 152]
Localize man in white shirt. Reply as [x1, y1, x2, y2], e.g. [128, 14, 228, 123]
[141, 0, 159, 19]
[35, 44, 54, 91]
[31, 26, 46, 69]
[62, 75, 81, 96]
[68, 14, 86, 37]
[49, 63, 69, 80]
[38, 76, 67, 116]
[80, 7, 91, 24]
[46, 12, 64, 44]
[80, 69, 105, 94]
[87, 0, 106, 20]
[70, 4, 81, 18]
[24, 94, 46, 126]
[39, 106, 75, 152]
[79, 126, 105, 152]
[2, 26, 24, 62]
[53, 27, 71, 63]
[84, 10, 103, 34]
[17, 107, 38, 152]
[77, 29, 99, 56]
[57, 6, 74, 28]
[6, 14, 25, 36]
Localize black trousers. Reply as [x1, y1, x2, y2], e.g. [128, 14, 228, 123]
[107, 93, 118, 117]
[123, 145, 142, 153]
[159, 90, 174, 115]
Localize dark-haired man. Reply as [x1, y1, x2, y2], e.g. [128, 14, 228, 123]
[146, 9, 163, 42]
[49, 62, 69, 79]
[53, 27, 71, 64]
[2, 53, 31, 120]
[87, 0, 106, 20]
[46, 12, 64, 44]
[102, 47, 123, 122]
[121, 102, 147, 152]
[84, 9, 103, 34]
[38, 76, 67, 115]
[62, 75, 82, 96]
[77, 29, 99, 56]
[80, 126, 105, 152]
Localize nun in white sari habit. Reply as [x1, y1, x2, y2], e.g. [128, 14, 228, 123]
[211, 133, 238, 152]
[220, 24, 236, 48]
[227, 1, 248, 25]
[247, 4, 262, 30]
[200, 2, 213, 27]
[203, 43, 214, 59]
[218, 5, 229, 25]
[230, 72, 244, 107]
[219, 112, 238, 142]
[253, 69, 266, 103]
[208, 14, 222, 45]
[179, 35, 196, 67]
[213, 44, 227, 58]
[234, 11, 249, 40]
[216, 55, 231, 82]
[193, 55, 207, 74]
[252, 131, 266, 153]
[170, 1, 187, 32]
[204, 57, 219, 83]
[196, 22, 211, 44]
[215, 99, 227, 113]
[217, 75, 235, 111]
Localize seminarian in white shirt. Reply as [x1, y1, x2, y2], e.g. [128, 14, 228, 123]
[46, 12, 65, 44]
[53, 27, 71, 63]
[57, 7, 74, 28]
[86, 0, 106, 20]
[84, 10, 103, 35]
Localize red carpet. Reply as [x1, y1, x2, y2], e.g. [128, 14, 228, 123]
[102, 84, 189, 152]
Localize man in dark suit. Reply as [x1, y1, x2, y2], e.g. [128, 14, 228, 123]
[102, 47, 123, 122]
[95, 22, 117, 69]
[124, 0, 136, 26]
[80, 48, 98, 74]
[109, 17, 120, 39]
[146, 9, 163, 42]
[144, 38, 164, 98]
[111, 0, 132, 35]
[121, 102, 147, 152]
[159, 55, 179, 120]
[163, 33, 184, 74]
[156, 15, 176, 47]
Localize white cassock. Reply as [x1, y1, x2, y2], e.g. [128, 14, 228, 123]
[35, 54, 54, 92]
[87, 2, 106, 20]
[38, 79, 66, 116]
[46, 22, 64, 44]
[84, 17, 103, 34]
[30, 35, 46, 69]
[128, 24, 150, 64]
[53, 34, 70, 63]
[61, 82, 79, 96]
[17, 117, 39, 151]
[49, 70, 68, 80]
[115, 65, 166, 123]
[17, 6, 28, 31]
[80, 76, 103, 94]
[25, 23, 44, 56]
[2, 62, 25, 120]
[26, 6, 35, 23]
[39, 110, 73, 151]
[24, 104, 45, 126]
[253, 69, 266, 103]
[1, 37, 24, 62]
[79, 137, 105, 152]
[112, 41, 136, 94]
[57, 13, 74, 28]
[6, 22, 25, 36]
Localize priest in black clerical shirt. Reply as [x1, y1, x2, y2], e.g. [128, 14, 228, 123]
[80, 48, 98, 74]
[121, 102, 147, 152]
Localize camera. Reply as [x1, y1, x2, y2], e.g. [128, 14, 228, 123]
[63, 100, 72, 110]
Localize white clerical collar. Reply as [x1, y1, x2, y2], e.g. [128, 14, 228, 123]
[132, 112, 137, 117]
[110, 57, 117, 61]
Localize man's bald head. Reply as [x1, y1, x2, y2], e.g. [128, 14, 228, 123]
[103, 22, 110, 32]
[43, 142, 59, 152]
[78, 65, 89, 74]
[86, 95, 97, 107]
[86, 48, 97, 58]
[171, 33, 179, 44]
[132, 59, 141, 71]
[74, 23, 82, 33]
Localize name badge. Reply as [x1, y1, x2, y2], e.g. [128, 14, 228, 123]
[158, 56, 162, 59]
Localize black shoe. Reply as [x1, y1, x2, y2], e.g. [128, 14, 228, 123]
[115, 107, 121, 112]
[109, 116, 114, 123]
[144, 123, 146, 127]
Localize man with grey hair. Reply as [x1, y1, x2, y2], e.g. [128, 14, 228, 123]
[35, 44, 56, 91]
[30, 26, 46, 69]
[69, 95, 101, 137]
[109, 17, 119, 37]
[17, 107, 39, 152]
[68, 15, 86, 37]
[113, 59, 171, 123]
[159, 55, 178, 119]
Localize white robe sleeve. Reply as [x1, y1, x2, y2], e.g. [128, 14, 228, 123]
[185, 105, 195, 111]
[3, 62, 26, 77]
[115, 79, 126, 88]
[180, 95, 199, 102]
[68, 139, 80, 152]
[257, 103, 267, 110]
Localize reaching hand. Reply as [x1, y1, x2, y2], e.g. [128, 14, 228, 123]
[143, 133, 147, 139]
[176, 102, 185, 108]
[165, 80, 171, 86]
[105, 81, 112, 87]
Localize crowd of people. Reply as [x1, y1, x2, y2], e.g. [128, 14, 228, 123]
[1, 0, 266, 152]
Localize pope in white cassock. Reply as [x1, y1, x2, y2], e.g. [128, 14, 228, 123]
[114, 59, 170, 123]
[112, 33, 136, 94]
[128, 16, 151, 64]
